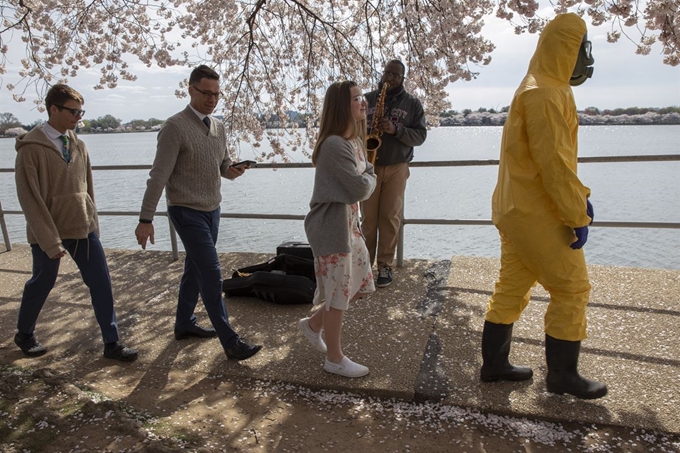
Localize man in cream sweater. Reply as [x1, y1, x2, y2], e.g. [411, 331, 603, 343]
[14, 84, 137, 361]
[135, 65, 261, 361]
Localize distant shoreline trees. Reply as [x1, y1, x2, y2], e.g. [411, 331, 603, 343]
[1, 107, 679, 136]
[438, 106, 680, 127]
[0, 114, 165, 135]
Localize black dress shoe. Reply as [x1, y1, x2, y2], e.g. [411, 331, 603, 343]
[174, 323, 217, 340]
[104, 342, 138, 362]
[225, 339, 262, 361]
[14, 333, 47, 357]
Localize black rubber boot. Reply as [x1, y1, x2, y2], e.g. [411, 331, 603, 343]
[480, 321, 533, 382]
[545, 334, 608, 399]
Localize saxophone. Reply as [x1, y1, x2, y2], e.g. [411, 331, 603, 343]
[366, 82, 389, 165]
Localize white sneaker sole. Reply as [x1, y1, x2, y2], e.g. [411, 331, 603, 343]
[324, 357, 369, 378]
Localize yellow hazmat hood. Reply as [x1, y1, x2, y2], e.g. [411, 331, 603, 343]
[527, 13, 587, 84]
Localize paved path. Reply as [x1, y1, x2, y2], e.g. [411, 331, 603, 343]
[1, 244, 678, 434]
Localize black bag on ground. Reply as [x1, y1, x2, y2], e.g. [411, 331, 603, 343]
[222, 254, 316, 305]
[276, 241, 314, 260]
[232, 253, 315, 282]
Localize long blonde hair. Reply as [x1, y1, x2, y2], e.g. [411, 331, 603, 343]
[312, 81, 367, 166]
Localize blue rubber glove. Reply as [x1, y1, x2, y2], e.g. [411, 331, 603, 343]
[571, 226, 588, 249]
[571, 199, 593, 249]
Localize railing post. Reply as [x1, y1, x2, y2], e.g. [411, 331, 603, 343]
[397, 202, 404, 268]
[168, 215, 179, 261]
[0, 200, 12, 252]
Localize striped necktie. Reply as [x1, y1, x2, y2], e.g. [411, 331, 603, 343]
[203, 116, 211, 128]
[59, 135, 70, 163]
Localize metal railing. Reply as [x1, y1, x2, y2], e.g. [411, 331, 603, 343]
[1, 154, 679, 265]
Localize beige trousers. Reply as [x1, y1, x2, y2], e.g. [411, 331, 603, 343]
[360, 163, 410, 268]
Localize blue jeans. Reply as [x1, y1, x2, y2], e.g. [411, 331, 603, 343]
[168, 206, 238, 350]
[17, 231, 119, 344]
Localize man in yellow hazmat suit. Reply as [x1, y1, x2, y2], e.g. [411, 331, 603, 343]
[480, 13, 607, 400]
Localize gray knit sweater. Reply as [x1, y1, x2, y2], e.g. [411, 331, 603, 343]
[140, 106, 233, 220]
[304, 135, 376, 256]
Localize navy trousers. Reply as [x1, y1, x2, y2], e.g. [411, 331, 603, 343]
[17, 231, 119, 344]
[168, 206, 239, 350]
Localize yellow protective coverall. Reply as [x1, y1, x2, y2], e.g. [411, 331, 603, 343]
[486, 13, 593, 341]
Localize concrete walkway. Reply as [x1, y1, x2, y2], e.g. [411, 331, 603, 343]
[0, 244, 678, 435]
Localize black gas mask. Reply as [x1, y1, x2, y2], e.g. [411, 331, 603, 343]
[570, 34, 595, 86]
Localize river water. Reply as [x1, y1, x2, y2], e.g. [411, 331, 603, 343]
[1, 125, 679, 270]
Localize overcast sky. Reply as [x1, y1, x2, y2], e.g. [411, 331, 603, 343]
[1, 13, 679, 124]
[447, 15, 680, 113]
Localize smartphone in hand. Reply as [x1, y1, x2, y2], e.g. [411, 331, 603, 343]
[230, 160, 257, 169]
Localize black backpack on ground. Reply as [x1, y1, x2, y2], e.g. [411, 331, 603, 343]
[222, 254, 315, 305]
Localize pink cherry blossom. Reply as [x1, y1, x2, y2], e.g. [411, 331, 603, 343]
[1, 0, 676, 159]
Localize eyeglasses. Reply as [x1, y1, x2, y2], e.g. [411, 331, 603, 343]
[382, 71, 404, 79]
[55, 105, 85, 117]
[353, 95, 366, 103]
[192, 86, 221, 100]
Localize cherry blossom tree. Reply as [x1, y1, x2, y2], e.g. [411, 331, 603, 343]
[1, 0, 677, 158]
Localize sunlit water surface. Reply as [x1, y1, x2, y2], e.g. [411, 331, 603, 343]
[1, 125, 678, 269]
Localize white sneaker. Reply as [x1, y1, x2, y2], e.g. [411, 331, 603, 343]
[298, 318, 327, 353]
[324, 356, 369, 378]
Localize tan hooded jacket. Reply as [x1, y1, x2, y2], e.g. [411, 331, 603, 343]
[492, 13, 592, 230]
[15, 127, 99, 258]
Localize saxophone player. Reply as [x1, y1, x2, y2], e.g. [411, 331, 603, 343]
[361, 60, 427, 287]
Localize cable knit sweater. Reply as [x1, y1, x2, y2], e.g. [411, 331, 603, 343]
[15, 127, 99, 258]
[304, 135, 376, 256]
[140, 106, 233, 220]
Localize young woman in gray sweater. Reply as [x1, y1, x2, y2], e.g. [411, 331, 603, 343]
[298, 81, 377, 378]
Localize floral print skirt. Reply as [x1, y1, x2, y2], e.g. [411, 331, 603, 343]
[313, 213, 375, 311]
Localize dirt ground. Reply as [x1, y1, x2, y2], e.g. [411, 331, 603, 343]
[1, 364, 678, 453]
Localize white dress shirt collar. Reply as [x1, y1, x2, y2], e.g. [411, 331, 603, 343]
[189, 104, 209, 121]
[41, 122, 70, 151]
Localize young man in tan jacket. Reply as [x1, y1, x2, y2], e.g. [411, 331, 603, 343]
[14, 84, 137, 361]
